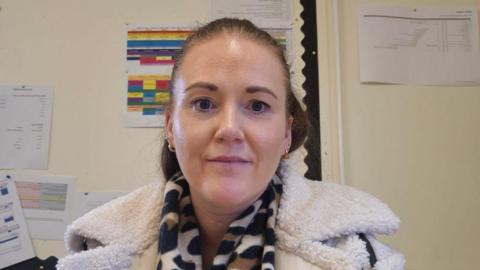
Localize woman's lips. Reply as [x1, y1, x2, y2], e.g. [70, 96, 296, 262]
[207, 155, 251, 163]
[206, 156, 252, 176]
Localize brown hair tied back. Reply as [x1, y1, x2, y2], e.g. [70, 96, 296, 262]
[161, 18, 309, 180]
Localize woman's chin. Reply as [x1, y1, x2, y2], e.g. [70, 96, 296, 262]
[202, 184, 262, 213]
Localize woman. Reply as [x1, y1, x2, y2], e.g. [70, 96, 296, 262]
[58, 18, 404, 270]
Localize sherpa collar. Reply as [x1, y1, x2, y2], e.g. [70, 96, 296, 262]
[64, 181, 166, 254]
[274, 167, 400, 270]
[276, 167, 399, 242]
[61, 166, 400, 269]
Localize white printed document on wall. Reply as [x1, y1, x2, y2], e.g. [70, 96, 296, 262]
[358, 6, 480, 86]
[0, 176, 35, 269]
[210, 0, 292, 28]
[71, 191, 127, 220]
[0, 85, 53, 169]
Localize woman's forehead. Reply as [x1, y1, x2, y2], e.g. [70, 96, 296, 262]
[184, 34, 280, 63]
[178, 35, 284, 77]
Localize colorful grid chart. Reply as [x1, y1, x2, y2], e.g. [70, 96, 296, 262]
[126, 29, 193, 120]
[15, 181, 67, 211]
[127, 30, 192, 66]
[127, 75, 171, 115]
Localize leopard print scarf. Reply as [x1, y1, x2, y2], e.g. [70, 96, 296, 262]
[157, 173, 282, 270]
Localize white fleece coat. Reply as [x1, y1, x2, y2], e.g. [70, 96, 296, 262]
[57, 167, 404, 270]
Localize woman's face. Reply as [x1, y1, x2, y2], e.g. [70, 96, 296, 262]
[166, 34, 292, 213]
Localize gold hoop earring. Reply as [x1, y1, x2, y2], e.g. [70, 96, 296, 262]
[281, 148, 290, 160]
[164, 133, 175, 152]
[168, 142, 175, 152]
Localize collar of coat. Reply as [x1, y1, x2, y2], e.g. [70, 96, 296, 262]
[63, 166, 399, 267]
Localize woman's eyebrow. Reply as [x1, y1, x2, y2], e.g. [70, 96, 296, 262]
[246, 86, 278, 99]
[184, 81, 218, 92]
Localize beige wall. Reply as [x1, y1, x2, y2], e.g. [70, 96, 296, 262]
[334, 1, 480, 269]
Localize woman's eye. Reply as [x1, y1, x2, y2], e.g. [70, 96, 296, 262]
[192, 98, 215, 111]
[249, 100, 269, 113]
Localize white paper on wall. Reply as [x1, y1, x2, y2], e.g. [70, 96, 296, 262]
[0, 85, 53, 169]
[0, 175, 35, 269]
[210, 0, 293, 28]
[11, 174, 75, 240]
[358, 6, 480, 86]
[71, 191, 126, 220]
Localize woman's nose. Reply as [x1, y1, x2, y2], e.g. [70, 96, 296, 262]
[213, 105, 244, 143]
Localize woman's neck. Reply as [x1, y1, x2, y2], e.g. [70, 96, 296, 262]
[198, 214, 232, 270]
[190, 194, 244, 270]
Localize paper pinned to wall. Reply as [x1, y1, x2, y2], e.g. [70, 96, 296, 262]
[0, 85, 53, 169]
[210, 0, 293, 28]
[209, 0, 294, 59]
[0, 176, 35, 269]
[11, 174, 75, 240]
[125, 25, 193, 127]
[358, 6, 480, 86]
[71, 191, 127, 220]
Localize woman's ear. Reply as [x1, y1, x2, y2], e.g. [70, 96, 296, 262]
[165, 109, 174, 147]
[285, 115, 293, 148]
